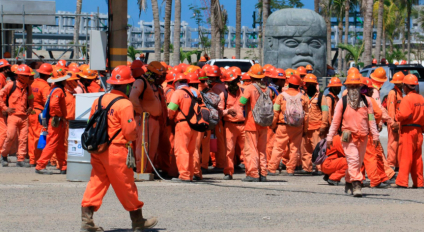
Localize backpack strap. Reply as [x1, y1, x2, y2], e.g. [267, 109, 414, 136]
[104, 96, 126, 145]
[179, 88, 197, 122]
[5, 80, 16, 107]
[325, 93, 336, 110]
[317, 92, 324, 112]
[138, 77, 148, 100]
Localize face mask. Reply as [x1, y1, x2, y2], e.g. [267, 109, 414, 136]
[330, 87, 341, 96]
[228, 80, 239, 94]
[347, 87, 361, 109]
[360, 86, 368, 95]
[306, 84, 317, 97]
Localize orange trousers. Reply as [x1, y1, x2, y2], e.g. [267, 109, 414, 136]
[81, 143, 144, 212]
[0, 114, 7, 156]
[200, 130, 211, 169]
[174, 121, 197, 181]
[156, 123, 172, 175]
[36, 120, 67, 171]
[135, 115, 159, 173]
[362, 135, 389, 187]
[321, 157, 347, 181]
[51, 125, 69, 169]
[268, 125, 303, 174]
[244, 129, 268, 178]
[28, 112, 43, 165]
[213, 121, 226, 168]
[1, 115, 28, 162]
[224, 122, 245, 176]
[302, 129, 323, 172]
[342, 138, 367, 183]
[395, 127, 423, 188]
[378, 143, 396, 179]
[387, 126, 400, 168]
[166, 124, 179, 177]
[266, 128, 275, 165]
[193, 131, 203, 179]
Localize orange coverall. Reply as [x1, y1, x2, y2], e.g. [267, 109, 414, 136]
[0, 73, 6, 154]
[36, 86, 68, 171]
[395, 90, 424, 188]
[81, 90, 143, 212]
[87, 80, 104, 93]
[327, 96, 379, 183]
[0, 80, 33, 162]
[189, 86, 203, 179]
[155, 86, 172, 175]
[0, 73, 7, 89]
[386, 87, 402, 168]
[266, 88, 279, 164]
[223, 88, 245, 176]
[321, 135, 347, 181]
[326, 92, 339, 126]
[239, 84, 272, 178]
[168, 85, 198, 181]
[28, 78, 50, 165]
[211, 82, 227, 168]
[198, 84, 212, 170]
[268, 88, 309, 174]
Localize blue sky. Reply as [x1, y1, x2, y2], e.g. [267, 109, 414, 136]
[56, 0, 315, 28]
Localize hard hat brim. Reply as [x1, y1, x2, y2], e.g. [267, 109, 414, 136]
[47, 74, 71, 83]
[106, 77, 135, 85]
[249, 73, 265, 79]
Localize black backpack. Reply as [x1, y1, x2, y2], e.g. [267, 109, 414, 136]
[6, 80, 29, 107]
[81, 95, 125, 154]
[179, 88, 210, 132]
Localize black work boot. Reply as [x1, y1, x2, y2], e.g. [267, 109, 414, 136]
[60, 170, 67, 175]
[327, 179, 340, 186]
[35, 169, 53, 175]
[260, 175, 267, 182]
[16, 161, 31, 168]
[353, 181, 363, 197]
[279, 161, 286, 170]
[323, 174, 330, 182]
[374, 182, 389, 188]
[267, 171, 279, 176]
[345, 182, 353, 195]
[80, 206, 104, 232]
[223, 174, 233, 180]
[129, 208, 158, 232]
[241, 176, 259, 182]
[2, 156, 8, 167]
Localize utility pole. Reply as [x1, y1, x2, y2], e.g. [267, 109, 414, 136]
[108, 0, 128, 70]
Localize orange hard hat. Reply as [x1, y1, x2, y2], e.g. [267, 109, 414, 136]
[184, 65, 200, 75]
[173, 73, 189, 84]
[179, 63, 189, 72]
[207, 65, 221, 77]
[47, 68, 70, 83]
[270, 68, 286, 79]
[362, 77, 373, 88]
[390, 72, 405, 84]
[187, 72, 200, 84]
[403, 74, 419, 85]
[344, 72, 363, 85]
[0, 59, 11, 68]
[197, 69, 208, 81]
[79, 64, 88, 70]
[107, 65, 135, 85]
[296, 66, 307, 76]
[67, 67, 81, 81]
[199, 56, 207, 62]
[202, 63, 211, 70]
[131, 60, 145, 77]
[400, 60, 407, 65]
[264, 66, 276, 77]
[230, 66, 242, 76]
[285, 68, 295, 78]
[140, 53, 145, 58]
[172, 66, 183, 74]
[305, 64, 313, 71]
[347, 67, 360, 75]
[370, 67, 387, 83]
[303, 74, 318, 84]
[166, 71, 177, 83]
[263, 64, 273, 71]
[394, 61, 399, 65]
[147, 61, 166, 75]
[288, 74, 302, 86]
[327, 77, 342, 87]
[127, 61, 132, 67]
[68, 62, 79, 69]
[79, 66, 98, 79]
[241, 72, 251, 81]
[160, 61, 167, 68]
[372, 58, 377, 64]
[222, 70, 238, 82]
[11, 64, 18, 73]
[37, 63, 53, 75]
[232, 56, 236, 59]
[15, 64, 34, 76]
[56, 60, 67, 69]
[248, 64, 265, 79]
[3, 51, 11, 58]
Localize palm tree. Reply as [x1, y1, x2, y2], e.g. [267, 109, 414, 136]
[262, 0, 269, 65]
[73, 0, 82, 58]
[315, 0, 320, 13]
[172, 0, 181, 65]
[343, 0, 351, 75]
[210, 0, 216, 59]
[404, 0, 419, 63]
[219, 5, 228, 58]
[235, 0, 241, 59]
[362, 0, 374, 66]
[151, 0, 161, 61]
[334, 0, 344, 74]
[320, 0, 334, 66]
[211, 0, 223, 59]
[338, 42, 365, 67]
[163, 0, 172, 64]
[128, 46, 142, 61]
[373, 0, 384, 63]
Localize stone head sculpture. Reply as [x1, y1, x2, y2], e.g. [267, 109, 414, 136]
[264, 9, 327, 77]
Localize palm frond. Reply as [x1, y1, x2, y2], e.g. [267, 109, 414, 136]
[137, 0, 148, 16]
[212, 0, 223, 30]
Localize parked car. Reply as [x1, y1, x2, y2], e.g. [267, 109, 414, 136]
[205, 59, 254, 73]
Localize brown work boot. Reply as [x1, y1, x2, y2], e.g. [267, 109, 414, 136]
[345, 182, 353, 195]
[130, 209, 158, 232]
[352, 181, 363, 197]
[80, 207, 104, 232]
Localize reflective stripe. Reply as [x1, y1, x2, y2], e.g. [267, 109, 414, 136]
[321, 105, 328, 111]
[274, 104, 281, 111]
[239, 96, 248, 105]
[168, 102, 179, 111]
[28, 94, 34, 100]
[368, 114, 375, 121]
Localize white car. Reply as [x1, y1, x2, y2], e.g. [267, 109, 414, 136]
[206, 59, 254, 73]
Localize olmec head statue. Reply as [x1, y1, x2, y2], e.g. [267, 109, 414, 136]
[264, 9, 327, 78]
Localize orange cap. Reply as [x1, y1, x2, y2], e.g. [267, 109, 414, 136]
[370, 67, 387, 83]
[206, 65, 221, 77]
[37, 63, 53, 75]
[296, 66, 307, 76]
[305, 64, 313, 71]
[403, 74, 419, 85]
[270, 68, 286, 79]
[390, 72, 405, 84]
[107, 65, 135, 85]
[345, 72, 363, 85]
[241, 72, 251, 81]
[147, 61, 166, 75]
[303, 74, 318, 84]
[287, 74, 302, 85]
[248, 64, 265, 78]
[327, 77, 342, 87]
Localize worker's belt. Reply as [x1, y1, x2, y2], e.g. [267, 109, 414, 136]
[228, 121, 245, 125]
[176, 119, 187, 124]
[403, 124, 422, 128]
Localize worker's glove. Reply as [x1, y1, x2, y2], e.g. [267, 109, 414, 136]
[126, 144, 136, 169]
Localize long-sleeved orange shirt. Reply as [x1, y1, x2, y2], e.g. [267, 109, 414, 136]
[48, 85, 67, 119]
[31, 78, 50, 111]
[307, 92, 329, 130]
[326, 92, 339, 125]
[129, 77, 162, 117]
[223, 88, 245, 123]
[87, 80, 104, 93]
[239, 84, 272, 131]
[64, 86, 76, 120]
[0, 73, 7, 89]
[89, 90, 137, 144]
[387, 86, 402, 121]
[0, 80, 33, 116]
[396, 91, 424, 130]
[372, 88, 393, 126]
[168, 85, 200, 122]
[164, 85, 175, 104]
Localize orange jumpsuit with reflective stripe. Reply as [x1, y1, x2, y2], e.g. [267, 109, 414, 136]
[81, 90, 143, 212]
[386, 87, 402, 168]
[321, 135, 347, 181]
[266, 87, 279, 165]
[395, 91, 424, 188]
[211, 82, 227, 168]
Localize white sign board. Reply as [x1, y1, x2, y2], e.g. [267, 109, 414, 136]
[0, 0, 56, 25]
[89, 30, 107, 71]
[68, 129, 84, 157]
[75, 92, 104, 120]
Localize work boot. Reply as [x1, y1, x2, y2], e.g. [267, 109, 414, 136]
[260, 175, 267, 182]
[238, 163, 245, 169]
[352, 181, 362, 197]
[362, 180, 371, 188]
[192, 175, 201, 181]
[80, 206, 104, 232]
[223, 175, 233, 180]
[296, 170, 312, 175]
[129, 208, 158, 232]
[35, 169, 53, 175]
[241, 176, 259, 182]
[374, 182, 389, 188]
[287, 173, 295, 176]
[30, 164, 36, 167]
[279, 161, 286, 170]
[345, 182, 353, 195]
[267, 171, 279, 176]
[200, 167, 209, 174]
[16, 161, 31, 168]
[60, 170, 67, 175]
[327, 179, 340, 186]
[312, 171, 324, 176]
[323, 174, 330, 182]
[2, 157, 8, 167]
[171, 178, 191, 183]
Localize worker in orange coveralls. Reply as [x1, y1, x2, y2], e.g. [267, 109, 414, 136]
[268, 74, 309, 176]
[78, 66, 99, 93]
[321, 135, 347, 185]
[394, 74, 424, 188]
[35, 68, 69, 174]
[325, 77, 342, 125]
[0, 59, 11, 88]
[300, 74, 328, 175]
[129, 61, 164, 174]
[238, 64, 271, 182]
[80, 65, 157, 232]
[0, 64, 34, 167]
[167, 73, 198, 182]
[221, 70, 245, 180]
[386, 72, 405, 169]
[27, 63, 53, 167]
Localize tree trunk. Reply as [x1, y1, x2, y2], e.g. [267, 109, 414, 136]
[363, 0, 374, 66]
[407, 4, 412, 63]
[210, 0, 216, 59]
[172, 0, 181, 65]
[337, 20, 342, 74]
[216, 30, 222, 59]
[262, 0, 269, 65]
[163, 0, 172, 64]
[382, 28, 386, 60]
[235, 0, 241, 59]
[389, 39, 393, 53]
[343, 1, 349, 75]
[314, 0, 320, 13]
[375, 0, 383, 63]
[73, 0, 82, 58]
[152, 0, 161, 61]
[325, 14, 332, 67]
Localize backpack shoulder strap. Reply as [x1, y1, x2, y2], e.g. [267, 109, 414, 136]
[361, 95, 369, 107]
[179, 88, 196, 119]
[105, 96, 125, 111]
[104, 96, 126, 144]
[317, 92, 324, 111]
[138, 77, 148, 100]
[6, 80, 16, 107]
[325, 93, 336, 109]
